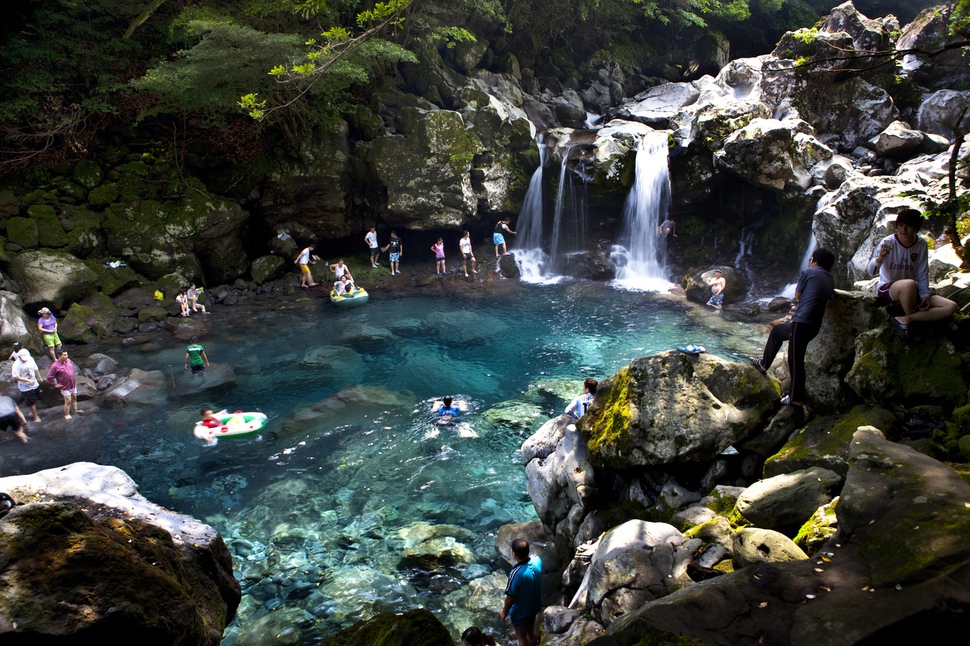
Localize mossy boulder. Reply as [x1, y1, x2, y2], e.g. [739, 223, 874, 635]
[59, 292, 117, 343]
[250, 255, 286, 285]
[793, 497, 838, 555]
[5, 216, 39, 248]
[137, 305, 169, 323]
[369, 108, 479, 229]
[581, 351, 778, 470]
[71, 159, 104, 189]
[84, 259, 145, 296]
[7, 249, 99, 310]
[321, 608, 456, 646]
[60, 204, 106, 257]
[0, 190, 19, 218]
[763, 405, 899, 478]
[845, 326, 969, 408]
[87, 182, 119, 207]
[52, 178, 87, 203]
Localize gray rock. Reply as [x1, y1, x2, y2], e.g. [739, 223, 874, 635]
[868, 120, 924, 158]
[734, 466, 842, 535]
[732, 527, 808, 568]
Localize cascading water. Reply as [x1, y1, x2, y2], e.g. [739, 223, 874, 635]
[514, 138, 555, 282]
[550, 146, 589, 262]
[611, 131, 673, 291]
[781, 233, 818, 298]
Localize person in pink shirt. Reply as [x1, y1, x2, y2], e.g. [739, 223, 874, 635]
[431, 238, 446, 276]
[46, 350, 83, 420]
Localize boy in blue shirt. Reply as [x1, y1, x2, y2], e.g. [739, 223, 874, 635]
[500, 538, 542, 646]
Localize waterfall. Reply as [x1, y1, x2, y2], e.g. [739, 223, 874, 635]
[514, 140, 560, 283]
[611, 131, 673, 291]
[550, 146, 588, 261]
[780, 233, 817, 298]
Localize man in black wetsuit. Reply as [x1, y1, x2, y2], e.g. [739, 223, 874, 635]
[751, 247, 836, 408]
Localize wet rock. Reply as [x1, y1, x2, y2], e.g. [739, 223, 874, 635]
[102, 368, 168, 407]
[319, 608, 454, 646]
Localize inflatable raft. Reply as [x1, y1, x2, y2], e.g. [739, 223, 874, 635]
[330, 286, 369, 306]
[193, 410, 267, 443]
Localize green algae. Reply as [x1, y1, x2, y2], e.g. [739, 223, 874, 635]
[320, 608, 455, 646]
[581, 366, 635, 468]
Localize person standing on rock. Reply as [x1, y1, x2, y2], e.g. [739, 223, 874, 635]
[500, 538, 542, 646]
[365, 226, 381, 268]
[494, 219, 516, 257]
[0, 394, 29, 443]
[185, 336, 209, 379]
[751, 247, 836, 408]
[867, 208, 958, 339]
[12, 348, 42, 422]
[432, 238, 446, 276]
[47, 349, 82, 420]
[706, 269, 726, 310]
[37, 307, 62, 360]
[381, 231, 403, 276]
[460, 231, 477, 277]
[296, 243, 318, 288]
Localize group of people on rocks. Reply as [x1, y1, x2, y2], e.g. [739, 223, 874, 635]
[174, 283, 207, 316]
[288, 219, 519, 286]
[1, 307, 85, 443]
[746, 207, 957, 409]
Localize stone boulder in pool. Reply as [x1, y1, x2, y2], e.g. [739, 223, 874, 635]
[580, 351, 778, 469]
[0, 462, 240, 644]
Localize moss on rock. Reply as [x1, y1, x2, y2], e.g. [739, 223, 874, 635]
[60, 293, 117, 343]
[764, 405, 899, 478]
[321, 608, 456, 646]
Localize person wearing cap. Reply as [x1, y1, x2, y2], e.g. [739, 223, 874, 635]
[37, 308, 62, 360]
[47, 349, 82, 419]
[868, 208, 958, 339]
[706, 269, 726, 310]
[12, 348, 42, 422]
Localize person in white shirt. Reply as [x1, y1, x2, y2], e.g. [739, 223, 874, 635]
[295, 244, 318, 288]
[867, 208, 957, 339]
[365, 226, 380, 267]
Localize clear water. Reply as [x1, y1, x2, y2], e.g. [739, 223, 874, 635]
[0, 282, 750, 644]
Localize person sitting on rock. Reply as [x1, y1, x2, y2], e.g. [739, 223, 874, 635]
[867, 208, 958, 339]
[565, 378, 597, 419]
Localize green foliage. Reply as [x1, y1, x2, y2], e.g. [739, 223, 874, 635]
[133, 19, 305, 116]
[951, 0, 970, 37]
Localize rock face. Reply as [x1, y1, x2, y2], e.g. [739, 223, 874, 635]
[0, 462, 240, 644]
[580, 352, 778, 469]
[586, 428, 970, 645]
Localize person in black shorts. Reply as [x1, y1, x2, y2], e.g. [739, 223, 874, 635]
[0, 394, 29, 443]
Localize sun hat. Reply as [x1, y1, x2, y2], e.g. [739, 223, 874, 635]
[38, 307, 51, 315]
[16, 349, 30, 361]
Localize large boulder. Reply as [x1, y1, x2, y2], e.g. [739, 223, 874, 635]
[0, 290, 40, 349]
[713, 118, 833, 196]
[580, 352, 778, 470]
[0, 462, 239, 644]
[58, 292, 118, 343]
[898, 3, 970, 90]
[368, 108, 480, 229]
[6, 249, 99, 310]
[733, 467, 842, 535]
[589, 428, 970, 645]
[319, 608, 455, 646]
[102, 368, 169, 407]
